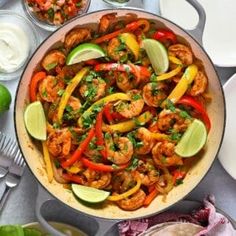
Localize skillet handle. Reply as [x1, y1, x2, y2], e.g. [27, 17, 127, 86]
[185, 0, 206, 45]
[35, 185, 67, 236]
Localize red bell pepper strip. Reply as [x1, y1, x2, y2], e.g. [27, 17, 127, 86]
[93, 19, 150, 44]
[94, 63, 151, 79]
[153, 29, 177, 44]
[62, 173, 84, 184]
[95, 110, 107, 159]
[172, 169, 186, 185]
[29, 71, 46, 102]
[61, 127, 95, 168]
[177, 95, 211, 132]
[103, 103, 114, 124]
[81, 158, 129, 172]
[85, 59, 100, 66]
[143, 188, 159, 207]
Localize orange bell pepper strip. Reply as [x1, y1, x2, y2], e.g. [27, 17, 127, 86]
[29, 71, 46, 102]
[93, 19, 150, 44]
[81, 158, 129, 172]
[143, 188, 159, 207]
[61, 127, 95, 168]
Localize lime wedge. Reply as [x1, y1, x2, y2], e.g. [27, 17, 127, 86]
[24, 101, 46, 141]
[175, 119, 207, 157]
[0, 83, 12, 113]
[71, 184, 110, 203]
[142, 38, 169, 75]
[66, 43, 105, 65]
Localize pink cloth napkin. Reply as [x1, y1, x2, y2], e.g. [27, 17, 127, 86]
[118, 196, 236, 236]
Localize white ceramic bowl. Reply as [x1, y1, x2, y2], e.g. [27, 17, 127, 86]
[0, 10, 40, 81]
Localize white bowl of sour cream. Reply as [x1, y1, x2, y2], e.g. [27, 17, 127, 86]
[0, 10, 40, 81]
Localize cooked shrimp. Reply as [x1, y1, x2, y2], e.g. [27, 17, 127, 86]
[157, 109, 191, 133]
[105, 135, 133, 165]
[189, 71, 208, 96]
[168, 44, 193, 65]
[39, 75, 65, 102]
[152, 141, 183, 167]
[116, 90, 144, 119]
[107, 37, 128, 62]
[57, 64, 84, 81]
[143, 82, 168, 107]
[134, 128, 155, 155]
[83, 169, 111, 189]
[98, 13, 117, 34]
[48, 96, 81, 123]
[116, 189, 146, 211]
[136, 160, 159, 186]
[64, 28, 91, 49]
[41, 50, 66, 71]
[47, 128, 72, 157]
[116, 72, 140, 92]
[112, 171, 135, 193]
[79, 78, 106, 102]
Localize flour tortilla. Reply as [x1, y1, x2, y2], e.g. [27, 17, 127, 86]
[139, 222, 203, 236]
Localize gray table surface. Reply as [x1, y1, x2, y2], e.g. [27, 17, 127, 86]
[0, 0, 236, 230]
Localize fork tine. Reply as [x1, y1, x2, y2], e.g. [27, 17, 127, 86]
[0, 132, 7, 151]
[13, 150, 21, 165]
[19, 155, 25, 167]
[4, 139, 17, 157]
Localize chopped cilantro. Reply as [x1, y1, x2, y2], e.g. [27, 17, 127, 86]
[65, 105, 73, 113]
[54, 160, 60, 168]
[126, 157, 139, 171]
[57, 89, 64, 96]
[132, 93, 142, 101]
[47, 8, 54, 19]
[42, 90, 47, 98]
[175, 179, 184, 185]
[179, 110, 191, 119]
[53, 122, 60, 129]
[170, 132, 182, 141]
[166, 99, 176, 112]
[108, 87, 114, 94]
[45, 62, 57, 71]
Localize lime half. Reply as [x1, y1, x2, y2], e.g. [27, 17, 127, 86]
[142, 38, 169, 75]
[71, 184, 110, 203]
[24, 101, 46, 141]
[0, 83, 12, 113]
[66, 43, 105, 65]
[175, 119, 207, 158]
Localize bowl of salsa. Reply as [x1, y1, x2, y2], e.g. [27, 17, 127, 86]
[22, 0, 91, 31]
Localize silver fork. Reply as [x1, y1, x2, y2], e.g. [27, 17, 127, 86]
[0, 132, 18, 178]
[0, 149, 26, 211]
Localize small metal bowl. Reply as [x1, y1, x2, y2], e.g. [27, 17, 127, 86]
[0, 10, 40, 81]
[22, 0, 91, 32]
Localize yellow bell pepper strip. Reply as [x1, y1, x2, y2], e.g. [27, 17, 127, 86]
[151, 132, 169, 141]
[57, 67, 89, 124]
[103, 111, 153, 133]
[120, 33, 140, 60]
[163, 64, 198, 104]
[42, 141, 53, 183]
[155, 56, 183, 81]
[78, 93, 130, 127]
[108, 176, 141, 201]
